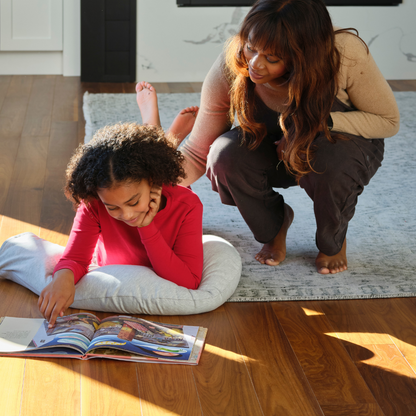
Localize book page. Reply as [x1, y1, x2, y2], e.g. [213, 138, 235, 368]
[0, 313, 101, 355]
[86, 316, 201, 362]
[0, 317, 45, 352]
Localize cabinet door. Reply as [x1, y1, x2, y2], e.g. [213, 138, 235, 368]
[0, 0, 63, 51]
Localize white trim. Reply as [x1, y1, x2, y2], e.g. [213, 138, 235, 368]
[0, 51, 63, 75]
[63, 0, 81, 76]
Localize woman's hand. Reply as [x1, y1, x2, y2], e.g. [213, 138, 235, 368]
[38, 269, 75, 328]
[136, 184, 163, 228]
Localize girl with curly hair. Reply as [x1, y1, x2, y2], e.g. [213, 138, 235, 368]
[35, 118, 204, 326]
[177, 0, 400, 275]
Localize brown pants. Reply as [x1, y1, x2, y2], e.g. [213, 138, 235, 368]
[206, 98, 384, 256]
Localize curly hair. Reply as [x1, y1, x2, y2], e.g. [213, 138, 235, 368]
[65, 123, 186, 207]
[224, 0, 367, 180]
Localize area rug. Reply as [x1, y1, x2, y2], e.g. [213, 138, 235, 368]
[83, 91, 416, 301]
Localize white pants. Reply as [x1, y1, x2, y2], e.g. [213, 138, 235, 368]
[0, 232, 242, 315]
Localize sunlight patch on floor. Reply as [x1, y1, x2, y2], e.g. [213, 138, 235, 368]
[0, 216, 39, 245]
[301, 307, 325, 316]
[205, 343, 256, 363]
[325, 332, 416, 378]
[0, 216, 69, 246]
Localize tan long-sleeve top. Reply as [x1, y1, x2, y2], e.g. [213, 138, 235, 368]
[180, 30, 400, 186]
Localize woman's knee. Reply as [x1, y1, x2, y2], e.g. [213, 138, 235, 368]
[207, 129, 245, 174]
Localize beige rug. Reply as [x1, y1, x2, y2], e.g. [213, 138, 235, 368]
[83, 91, 416, 301]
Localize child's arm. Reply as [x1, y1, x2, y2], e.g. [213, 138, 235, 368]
[38, 269, 75, 328]
[53, 201, 101, 284]
[138, 196, 204, 289]
[40, 202, 100, 326]
[121, 185, 203, 288]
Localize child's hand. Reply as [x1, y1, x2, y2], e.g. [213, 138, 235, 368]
[38, 269, 75, 328]
[136, 185, 163, 228]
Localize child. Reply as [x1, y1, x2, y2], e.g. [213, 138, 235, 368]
[16, 87, 202, 327]
[135, 81, 199, 146]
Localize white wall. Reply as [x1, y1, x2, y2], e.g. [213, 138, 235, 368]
[327, 2, 416, 80]
[1, 0, 414, 80]
[137, 0, 416, 82]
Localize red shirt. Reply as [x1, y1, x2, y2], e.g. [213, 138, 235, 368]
[53, 185, 203, 289]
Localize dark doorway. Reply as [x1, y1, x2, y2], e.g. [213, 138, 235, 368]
[177, 1, 402, 6]
[81, 0, 137, 82]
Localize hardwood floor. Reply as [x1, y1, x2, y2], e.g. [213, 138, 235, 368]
[0, 76, 415, 416]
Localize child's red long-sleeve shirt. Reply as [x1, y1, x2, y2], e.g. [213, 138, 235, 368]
[53, 185, 203, 289]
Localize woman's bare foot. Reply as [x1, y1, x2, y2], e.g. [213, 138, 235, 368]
[315, 239, 348, 274]
[255, 204, 294, 266]
[167, 106, 199, 145]
[136, 81, 161, 126]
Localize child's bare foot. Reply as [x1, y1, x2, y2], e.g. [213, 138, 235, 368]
[255, 204, 294, 266]
[315, 239, 348, 274]
[136, 81, 160, 126]
[167, 106, 199, 145]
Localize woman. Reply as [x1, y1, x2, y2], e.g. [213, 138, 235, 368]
[178, 0, 400, 274]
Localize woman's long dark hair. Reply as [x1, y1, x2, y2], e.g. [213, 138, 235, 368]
[225, 0, 365, 179]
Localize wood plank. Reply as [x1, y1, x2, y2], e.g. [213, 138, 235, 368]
[0, 358, 25, 416]
[0, 276, 43, 416]
[167, 82, 194, 93]
[7, 75, 33, 98]
[386, 298, 416, 372]
[320, 298, 416, 371]
[271, 302, 383, 410]
[22, 76, 56, 137]
[1, 77, 415, 416]
[122, 82, 137, 93]
[52, 76, 79, 122]
[318, 299, 393, 316]
[21, 359, 81, 416]
[166, 307, 264, 416]
[320, 299, 416, 415]
[2, 134, 49, 226]
[387, 80, 416, 92]
[39, 121, 79, 242]
[82, 82, 101, 94]
[0, 96, 28, 137]
[0, 75, 12, 110]
[152, 83, 171, 94]
[127, 313, 202, 415]
[225, 302, 324, 416]
[190, 82, 203, 93]
[0, 77, 32, 211]
[388, 80, 402, 91]
[81, 360, 141, 416]
[345, 343, 416, 416]
[99, 82, 125, 93]
[334, 298, 416, 374]
[138, 362, 202, 416]
[320, 404, 385, 416]
[0, 97, 28, 211]
[0, 278, 41, 317]
[0, 216, 40, 246]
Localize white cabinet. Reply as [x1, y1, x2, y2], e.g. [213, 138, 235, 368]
[0, 0, 63, 51]
[0, 0, 80, 76]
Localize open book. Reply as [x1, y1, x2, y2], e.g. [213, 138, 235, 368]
[0, 313, 207, 365]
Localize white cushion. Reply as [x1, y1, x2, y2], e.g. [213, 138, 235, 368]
[0, 232, 241, 315]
